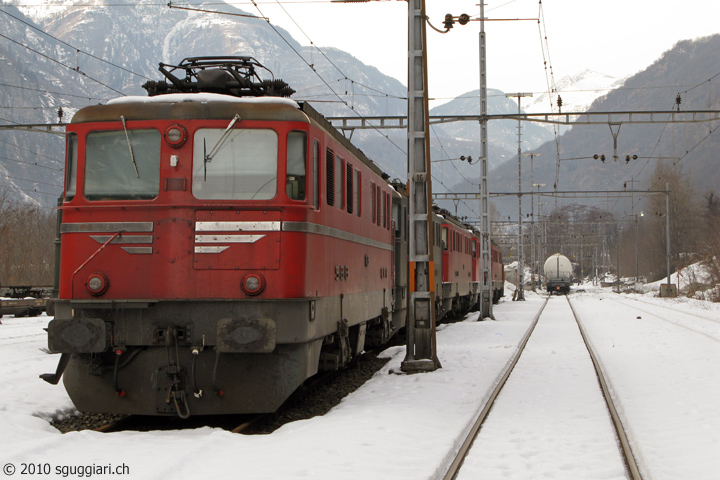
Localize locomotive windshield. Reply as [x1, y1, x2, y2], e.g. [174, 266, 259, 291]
[84, 129, 161, 200]
[192, 128, 278, 200]
[65, 133, 78, 201]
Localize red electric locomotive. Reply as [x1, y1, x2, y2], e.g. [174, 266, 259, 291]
[42, 57, 403, 417]
[490, 242, 505, 303]
[42, 57, 500, 417]
[437, 214, 481, 317]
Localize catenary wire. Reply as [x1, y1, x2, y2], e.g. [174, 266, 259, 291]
[0, 32, 125, 96]
[0, 82, 106, 102]
[246, 0, 407, 155]
[0, 7, 152, 81]
[0, 154, 63, 172]
[0, 138, 62, 163]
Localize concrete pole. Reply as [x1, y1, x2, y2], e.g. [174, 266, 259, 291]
[666, 183, 672, 295]
[401, 0, 440, 373]
[635, 215, 639, 285]
[616, 224, 621, 293]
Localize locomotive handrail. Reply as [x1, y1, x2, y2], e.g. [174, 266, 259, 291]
[69, 231, 122, 298]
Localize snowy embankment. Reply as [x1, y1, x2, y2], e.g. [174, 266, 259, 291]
[1, 288, 718, 479]
[644, 260, 718, 299]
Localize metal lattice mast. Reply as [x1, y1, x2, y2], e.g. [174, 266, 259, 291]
[505, 92, 533, 301]
[401, 0, 440, 372]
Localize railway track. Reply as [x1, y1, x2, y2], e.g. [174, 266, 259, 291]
[607, 295, 720, 343]
[442, 297, 548, 480]
[614, 295, 720, 324]
[568, 296, 642, 480]
[443, 294, 642, 480]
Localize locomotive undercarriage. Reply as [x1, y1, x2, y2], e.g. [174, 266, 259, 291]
[46, 289, 393, 416]
[439, 282, 481, 319]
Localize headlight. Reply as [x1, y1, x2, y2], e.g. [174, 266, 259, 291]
[241, 273, 265, 296]
[86, 272, 109, 296]
[164, 124, 187, 148]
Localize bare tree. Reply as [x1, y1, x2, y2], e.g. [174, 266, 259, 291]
[640, 162, 702, 282]
[0, 197, 56, 287]
[699, 191, 720, 299]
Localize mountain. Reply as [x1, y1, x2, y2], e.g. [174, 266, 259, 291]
[0, 0, 542, 206]
[3, 1, 718, 223]
[467, 34, 720, 220]
[524, 69, 627, 116]
[429, 89, 554, 165]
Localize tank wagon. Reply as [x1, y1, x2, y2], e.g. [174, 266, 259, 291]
[42, 57, 501, 417]
[544, 253, 573, 294]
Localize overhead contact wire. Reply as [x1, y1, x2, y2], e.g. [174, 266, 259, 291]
[0, 8, 151, 81]
[0, 32, 125, 96]
[248, 0, 407, 155]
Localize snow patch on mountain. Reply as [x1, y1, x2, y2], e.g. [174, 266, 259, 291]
[525, 69, 628, 115]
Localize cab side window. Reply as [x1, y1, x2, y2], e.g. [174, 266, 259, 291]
[286, 131, 307, 201]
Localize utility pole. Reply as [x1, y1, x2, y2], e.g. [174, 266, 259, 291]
[628, 212, 643, 291]
[660, 183, 676, 297]
[478, 1, 493, 319]
[506, 92, 533, 300]
[401, 0, 440, 373]
[616, 223, 621, 293]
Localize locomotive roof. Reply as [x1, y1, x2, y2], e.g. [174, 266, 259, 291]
[71, 93, 388, 181]
[433, 206, 480, 237]
[71, 94, 306, 124]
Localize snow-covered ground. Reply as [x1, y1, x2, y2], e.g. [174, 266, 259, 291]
[571, 290, 720, 479]
[1, 286, 718, 479]
[644, 261, 718, 300]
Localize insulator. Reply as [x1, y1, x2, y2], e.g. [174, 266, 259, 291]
[261, 79, 296, 98]
[443, 13, 454, 29]
[142, 80, 170, 96]
[458, 13, 470, 25]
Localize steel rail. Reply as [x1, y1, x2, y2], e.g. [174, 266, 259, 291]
[231, 414, 266, 434]
[442, 297, 549, 480]
[612, 295, 720, 325]
[567, 296, 643, 480]
[606, 296, 720, 344]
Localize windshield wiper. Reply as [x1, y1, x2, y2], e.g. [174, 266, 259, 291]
[120, 115, 140, 178]
[203, 114, 241, 180]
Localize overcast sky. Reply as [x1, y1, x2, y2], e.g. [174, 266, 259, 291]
[256, 0, 720, 107]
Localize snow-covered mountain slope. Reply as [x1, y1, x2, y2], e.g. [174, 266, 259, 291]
[525, 69, 627, 115]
